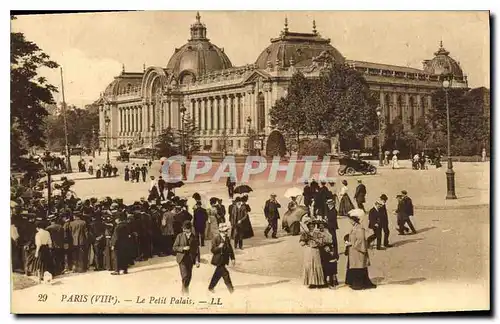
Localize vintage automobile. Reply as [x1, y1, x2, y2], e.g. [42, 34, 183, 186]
[337, 150, 377, 176]
[116, 150, 130, 162]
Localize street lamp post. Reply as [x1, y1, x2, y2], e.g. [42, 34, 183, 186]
[246, 116, 252, 154]
[105, 115, 111, 165]
[180, 105, 187, 180]
[42, 151, 54, 215]
[442, 75, 457, 199]
[376, 106, 383, 166]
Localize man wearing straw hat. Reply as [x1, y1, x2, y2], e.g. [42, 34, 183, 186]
[208, 222, 235, 293]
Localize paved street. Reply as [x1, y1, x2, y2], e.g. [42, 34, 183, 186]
[12, 160, 490, 313]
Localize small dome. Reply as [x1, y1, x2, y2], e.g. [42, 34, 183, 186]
[166, 12, 232, 83]
[423, 41, 464, 77]
[255, 19, 345, 69]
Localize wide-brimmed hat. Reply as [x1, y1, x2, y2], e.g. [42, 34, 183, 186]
[347, 215, 361, 224]
[380, 194, 388, 201]
[218, 223, 230, 232]
[326, 198, 335, 204]
[401, 190, 408, 195]
[348, 208, 365, 218]
[47, 214, 58, 221]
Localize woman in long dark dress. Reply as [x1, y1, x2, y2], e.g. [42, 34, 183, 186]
[345, 214, 376, 290]
[34, 220, 53, 282]
[338, 180, 355, 216]
[124, 166, 130, 181]
[317, 221, 338, 289]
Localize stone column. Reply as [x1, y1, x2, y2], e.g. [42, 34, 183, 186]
[209, 97, 214, 130]
[200, 98, 206, 131]
[379, 91, 385, 116]
[392, 92, 399, 122]
[404, 93, 410, 128]
[264, 90, 270, 132]
[228, 95, 234, 132]
[221, 96, 226, 130]
[215, 96, 220, 131]
[235, 94, 240, 133]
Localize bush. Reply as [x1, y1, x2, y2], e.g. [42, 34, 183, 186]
[299, 139, 330, 157]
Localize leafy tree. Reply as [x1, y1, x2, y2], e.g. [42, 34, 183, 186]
[11, 16, 59, 171]
[44, 106, 99, 151]
[269, 72, 310, 152]
[179, 112, 200, 158]
[411, 116, 432, 150]
[316, 63, 378, 149]
[155, 127, 179, 158]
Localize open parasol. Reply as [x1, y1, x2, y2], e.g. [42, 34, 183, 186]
[282, 205, 309, 230]
[284, 187, 303, 198]
[166, 181, 184, 190]
[234, 184, 253, 194]
[392, 150, 400, 155]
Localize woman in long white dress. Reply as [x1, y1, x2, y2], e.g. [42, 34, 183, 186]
[392, 154, 400, 169]
[338, 180, 355, 216]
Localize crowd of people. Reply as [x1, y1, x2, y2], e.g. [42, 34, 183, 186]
[281, 178, 416, 291]
[11, 162, 416, 295]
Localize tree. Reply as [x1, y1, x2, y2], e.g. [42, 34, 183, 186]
[44, 106, 99, 151]
[179, 113, 200, 158]
[269, 72, 310, 152]
[412, 116, 432, 150]
[11, 16, 59, 171]
[429, 87, 490, 155]
[155, 127, 179, 158]
[316, 63, 378, 149]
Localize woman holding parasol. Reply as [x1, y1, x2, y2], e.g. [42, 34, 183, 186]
[345, 209, 377, 290]
[299, 220, 327, 288]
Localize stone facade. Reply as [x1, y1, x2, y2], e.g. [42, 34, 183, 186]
[97, 13, 469, 155]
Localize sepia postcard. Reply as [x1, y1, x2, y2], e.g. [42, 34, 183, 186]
[10, 10, 490, 314]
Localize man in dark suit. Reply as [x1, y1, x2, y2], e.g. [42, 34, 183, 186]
[173, 221, 200, 294]
[68, 211, 88, 273]
[46, 214, 65, 275]
[263, 193, 281, 239]
[397, 190, 416, 235]
[325, 199, 339, 256]
[157, 176, 166, 201]
[354, 179, 367, 211]
[111, 213, 130, 275]
[367, 201, 384, 250]
[193, 202, 208, 246]
[226, 174, 236, 199]
[89, 214, 105, 271]
[315, 182, 331, 217]
[379, 194, 392, 247]
[230, 198, 249, 249]
[303, 181, 313, 210]
[208, 223, 235, 293]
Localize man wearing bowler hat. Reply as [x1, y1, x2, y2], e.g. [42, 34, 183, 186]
[208, 223, 235, 293]
[264, 193, 281, 239]
[173, 221, 200, 294]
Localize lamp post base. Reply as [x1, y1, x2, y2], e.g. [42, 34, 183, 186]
[445, 157, 457, 200]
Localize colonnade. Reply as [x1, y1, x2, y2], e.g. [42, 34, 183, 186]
[378, 91, 432, 127]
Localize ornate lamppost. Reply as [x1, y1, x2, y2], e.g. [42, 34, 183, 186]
[442, 74, 457, 200]
[105, 115, 111, 165]
[41, 151, 54, 215]
[180, 104, 187, 180]
[376, 106, 384, 166]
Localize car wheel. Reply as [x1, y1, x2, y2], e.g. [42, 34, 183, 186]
[346, 167, 355, 176]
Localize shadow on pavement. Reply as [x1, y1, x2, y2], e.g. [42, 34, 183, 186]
[392, 238, 423, 247]
[387, 277, 427, 285]
[417, 226, 437, 234]
[235, 279, 291, 289]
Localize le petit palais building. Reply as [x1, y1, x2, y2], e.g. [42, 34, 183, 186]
[96, 12, 468, 156]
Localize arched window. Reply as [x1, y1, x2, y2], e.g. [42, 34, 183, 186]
[257, 93, 265, 131]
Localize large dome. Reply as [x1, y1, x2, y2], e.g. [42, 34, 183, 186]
[423, 42, 464, 77]
[166, 12, 232, 84]
[255, 19, 345, 69]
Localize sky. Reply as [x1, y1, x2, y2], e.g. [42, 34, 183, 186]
[11, 11, 490, 107]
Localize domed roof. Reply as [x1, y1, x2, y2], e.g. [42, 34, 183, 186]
[423, 41, 464, 77]
[255, 19, 345, 69]
[166, 12, 232, 83]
